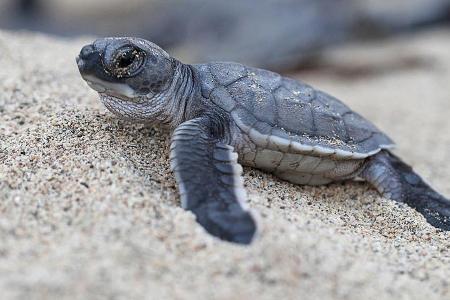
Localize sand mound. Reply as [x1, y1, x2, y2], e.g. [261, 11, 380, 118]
[0, 29, 449, 300]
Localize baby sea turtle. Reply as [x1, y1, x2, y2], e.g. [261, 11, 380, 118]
[77, 37, 450, 244]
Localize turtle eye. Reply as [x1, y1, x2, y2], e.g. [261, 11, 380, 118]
[112, 46, 145, 78]
[117, 49, 135, 68]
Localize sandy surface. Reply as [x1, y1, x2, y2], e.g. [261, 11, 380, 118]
[0, 29, 450, 300]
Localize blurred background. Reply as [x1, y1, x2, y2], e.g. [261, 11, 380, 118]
[0, 0, 449, 71]
[1, 2, 450, 299]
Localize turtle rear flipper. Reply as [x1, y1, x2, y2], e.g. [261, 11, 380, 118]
[361, 150, 450, 230]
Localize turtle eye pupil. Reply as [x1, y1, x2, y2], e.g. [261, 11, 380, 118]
[118, 50, 135, 68]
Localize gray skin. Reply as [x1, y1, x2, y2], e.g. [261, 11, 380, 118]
[77, 37, 450, 244]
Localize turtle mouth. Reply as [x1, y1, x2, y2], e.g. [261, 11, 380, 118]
[80, 74, 148, 102]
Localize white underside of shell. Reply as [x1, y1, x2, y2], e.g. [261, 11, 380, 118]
[231, 111, 393, 159]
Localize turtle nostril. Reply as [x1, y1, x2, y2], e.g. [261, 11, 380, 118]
[77, 44, 99, 74]
[80, 44, 95, 59]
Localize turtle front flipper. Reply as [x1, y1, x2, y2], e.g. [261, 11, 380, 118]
[361, 150, 450, 230]
[169, 117, 256, 244]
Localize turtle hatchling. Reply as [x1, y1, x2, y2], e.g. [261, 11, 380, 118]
[77, 37, 450, 244]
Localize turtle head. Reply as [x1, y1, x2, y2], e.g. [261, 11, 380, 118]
[76, 37, 176, 122]
[77, 37, 174, 99]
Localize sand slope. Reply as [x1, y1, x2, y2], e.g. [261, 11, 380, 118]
[0, 29, 449, 300]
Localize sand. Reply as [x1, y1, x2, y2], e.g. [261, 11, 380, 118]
[0, 29, 449, 300]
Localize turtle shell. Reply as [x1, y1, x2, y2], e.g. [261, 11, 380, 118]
[195, 62, 394, 159]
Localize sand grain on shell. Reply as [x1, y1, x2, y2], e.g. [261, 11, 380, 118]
[0, 30, 450, 300]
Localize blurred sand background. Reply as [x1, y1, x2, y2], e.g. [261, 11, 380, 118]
[1, 0, 450, 70]
[1, 27, 450, 300]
